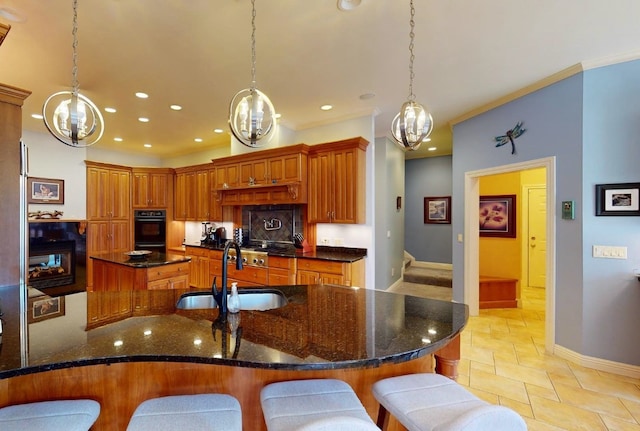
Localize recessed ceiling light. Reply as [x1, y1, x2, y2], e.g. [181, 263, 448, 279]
[31, 113, 43, 119]
[135, 92, 149, 99]
[0, 7, 26, 23]
[422, 137, 431, 142]
[213, 128, 224, 134]
[114, 137, 123, 142]
[275, 113, 281, 119]
[170, 104, 182, 111]
[194, 138, 203, 143]
[320, 105, 333, 111]
[138, 117, 150, 123]
[337, 0, 361, 11]
[143, 144, 152, 148]
[104, 107, 116, 113]
[427, 147, 437, 151]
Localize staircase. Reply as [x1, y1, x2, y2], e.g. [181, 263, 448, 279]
[403, 259, 452, 288]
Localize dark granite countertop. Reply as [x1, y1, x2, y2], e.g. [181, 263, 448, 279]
[184, 243, 367, 263]
[90, 251, 191, 268]
[0, 284, 467, 379]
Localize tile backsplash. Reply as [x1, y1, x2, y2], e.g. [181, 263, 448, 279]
[243, 205, 303, 246]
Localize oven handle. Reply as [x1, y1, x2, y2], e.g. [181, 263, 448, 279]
[135, 242, 166, 247]
[135, 218, 166, 222]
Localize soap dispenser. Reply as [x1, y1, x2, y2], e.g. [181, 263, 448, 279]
[228, 282, 240, 313]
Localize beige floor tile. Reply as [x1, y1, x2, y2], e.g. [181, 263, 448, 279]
[600, 415, 640, 431]
[461, 343, 495, 366]
[572, 369, 640, 402]
[466, 386, 499, 404]
[469, 368, 529, 403]
[500, 396, 534, 419]
[524, 416, 569, 431]
[530, 395, 608, 430]
[553, 381, 635, 421]
[469, 359, 495, 374]
[517, 353, 573, 375]
[494, 347, 519, 364]
[470, 331, 517, 353]
[526, 383, 560, 402]
[495, 361, 554, 389]
[621, 398, 640, 424]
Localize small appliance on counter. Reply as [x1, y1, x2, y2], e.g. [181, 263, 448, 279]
[214, 226, 227, 247]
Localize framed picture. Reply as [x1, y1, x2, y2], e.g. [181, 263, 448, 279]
[424, 196, 451, 224]
[595, 183, 640, 216]
[479, 194, 516, 238]
[27, 177, 64, 204]
[28, 295, 65, 323]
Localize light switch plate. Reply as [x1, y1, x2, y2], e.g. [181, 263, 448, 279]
[593, 245, 627, 259]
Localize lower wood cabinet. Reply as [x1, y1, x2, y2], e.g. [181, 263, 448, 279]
[268, 256, 296, 285]
[185, 246, 210, 288]
[296, 258, 364, 288]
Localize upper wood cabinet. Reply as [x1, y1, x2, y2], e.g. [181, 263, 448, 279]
[132, 168, 172, 208]
[174, 164, 220, 221]
[308, 137, 368, 224]
[174, 168, 198, 221]
[86, 162, 131, 221]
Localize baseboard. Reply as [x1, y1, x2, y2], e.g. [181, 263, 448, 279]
[554, 344, 640, 379]
[387, 277, 404, 291]
[411, 261, 453, 271]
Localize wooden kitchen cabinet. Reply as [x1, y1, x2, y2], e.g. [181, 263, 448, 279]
[146, 262, 190, 290]
[296, 258, 365, 288]
[132, 168, 171, 208]
[174, 169, 197, 220]
[239, 159, 268, 186]
[268, 256, 297, 285]
[308, 137, 368, 224]
[185, 246, 210, 288]
[214, 163, 240, 189]
[86, 161, 132, 290]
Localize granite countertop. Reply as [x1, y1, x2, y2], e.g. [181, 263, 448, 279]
[90, 251, 191, 268]
[0, 284, 467, 378]
[184, 242, 367, 263]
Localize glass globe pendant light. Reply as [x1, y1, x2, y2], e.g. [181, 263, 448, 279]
[391, 0, 433, 151]
[229, 0, 276, 148]
[42, 0, 104, 148]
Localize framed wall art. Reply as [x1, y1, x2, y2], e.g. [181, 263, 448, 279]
[595, 182, 640, 216]
[479, 194, 516, 238]
[424, 196, 451, 224]
[28, 295, 66, 323]
[27, 177, 64, 204]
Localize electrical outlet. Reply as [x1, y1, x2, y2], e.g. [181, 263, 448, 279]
[321, 238, 330, 245]
[391, 267, 395, 276]
[334, 238, 344, 246]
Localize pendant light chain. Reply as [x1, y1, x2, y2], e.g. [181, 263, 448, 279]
[407, 0, 416, 102]
[71, 0, 79, 96]
[250, 0, 257, 89]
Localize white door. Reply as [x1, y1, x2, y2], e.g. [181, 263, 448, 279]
[528, 188, 546, 288]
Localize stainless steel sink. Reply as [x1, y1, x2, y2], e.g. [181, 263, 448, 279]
[176, 289, 287, 311]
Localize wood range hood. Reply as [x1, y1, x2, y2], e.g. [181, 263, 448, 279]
[211, 143, 310, 207]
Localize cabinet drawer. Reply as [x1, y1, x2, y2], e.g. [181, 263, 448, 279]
[228, 265, 268, 285]
[147, 262, 189, 282]
[268, 268, 294, 286]
[147, 275, 189, 290]
[269, 256, 296, 270]
[185, 246, 208, 257]
[297, 258, 344, 275]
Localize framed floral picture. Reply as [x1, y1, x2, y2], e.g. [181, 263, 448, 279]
[424, 196, 451, 224]
[479, 194, 516, 238]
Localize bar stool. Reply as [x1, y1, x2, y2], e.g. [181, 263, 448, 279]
[126, 394, 242, 431]
[0, 399, 100, 431]
[373, 373, 527, 431]
[260, 379, 380, 431]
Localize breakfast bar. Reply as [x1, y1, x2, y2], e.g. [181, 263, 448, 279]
[0, 284, 467, 430]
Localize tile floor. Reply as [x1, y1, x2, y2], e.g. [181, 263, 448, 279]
[390, 281, 640, 431]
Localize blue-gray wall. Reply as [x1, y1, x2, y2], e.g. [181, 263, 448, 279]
[405, 156, 453, 264]
[452, 60, 640, 365]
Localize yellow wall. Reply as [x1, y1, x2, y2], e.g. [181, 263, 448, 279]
[479, 172, 522, 280]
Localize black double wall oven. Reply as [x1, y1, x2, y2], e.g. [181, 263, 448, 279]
[134, 210, 166, 254]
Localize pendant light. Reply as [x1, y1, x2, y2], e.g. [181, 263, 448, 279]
[391, 0, 433, 151]
[229, 0, 276, 148]
[42, 0, 104, 148]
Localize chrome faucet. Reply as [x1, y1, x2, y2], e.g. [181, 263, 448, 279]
[212, 241, 243, 315]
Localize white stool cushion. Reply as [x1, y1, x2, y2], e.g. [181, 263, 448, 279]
[0, 399, 100, 431]
[373, 373, 526, 431]
[260, 379, 379, 431]
[126, 394, 241, 431]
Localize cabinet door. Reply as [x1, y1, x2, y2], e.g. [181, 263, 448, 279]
[132, 172, 150, 208]
[149, 173, 168, 208]
[196, 170, 210, 220]
[184, 171, 198, 220]
[111, 220, 131, 253]
[297, 270, 319, 285]
[215, 164, 239, 188]
[208, 170, 223, 221]
[269, 154, 301, 183]
[332, 148, 358, 224]
[174, 172, 187, 220]
[307, 152, 332, 223]
[110, 169, 131, 220]
[87, 167, 111, 220]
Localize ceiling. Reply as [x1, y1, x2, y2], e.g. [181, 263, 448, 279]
[1, 1, 640, 160]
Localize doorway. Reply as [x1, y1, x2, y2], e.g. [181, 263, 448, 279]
[464, 157, 556, 353]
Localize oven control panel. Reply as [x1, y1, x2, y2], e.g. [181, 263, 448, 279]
[227, 249, 268, 267]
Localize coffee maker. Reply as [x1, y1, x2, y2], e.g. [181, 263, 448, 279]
[200, 223, 212, 245]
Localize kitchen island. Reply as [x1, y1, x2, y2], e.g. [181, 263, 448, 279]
[0, 283, 467, 430]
